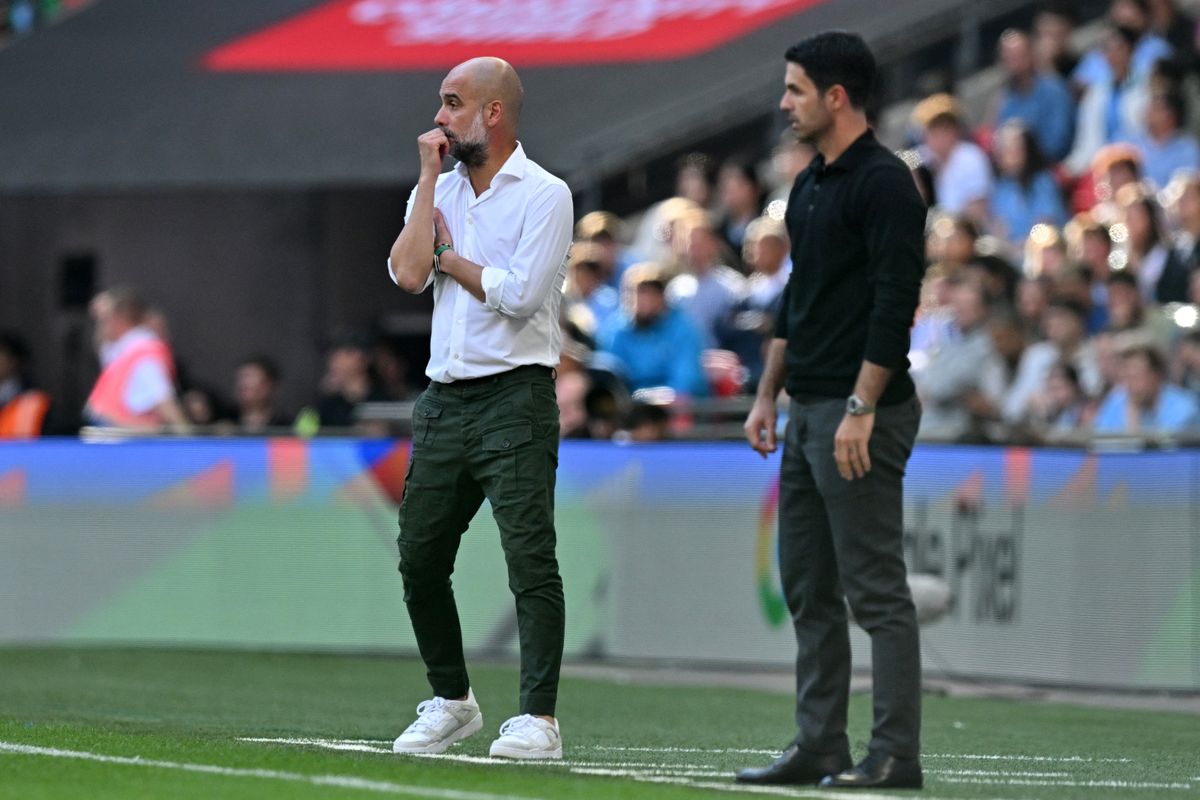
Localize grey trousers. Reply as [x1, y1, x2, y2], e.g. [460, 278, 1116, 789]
[778, 395, 922, 759]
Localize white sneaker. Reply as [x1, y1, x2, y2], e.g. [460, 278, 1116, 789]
[488, 714, 562, 760]
[392, 689, 483, 754]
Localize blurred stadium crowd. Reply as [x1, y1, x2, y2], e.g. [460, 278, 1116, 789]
[0, 0, 89, 43]
[4, 0, 1200, 443]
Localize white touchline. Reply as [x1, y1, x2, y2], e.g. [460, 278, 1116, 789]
[588, 745, 781, 755]
[927, 769, 1072, 777]
[0, 742, 541, 800]
[924, 753, 1133, 763]
[940, 776, 1192, 790]
[628, 774, 986, 800]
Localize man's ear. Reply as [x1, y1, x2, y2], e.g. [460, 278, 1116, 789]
[486, 100, 504, 128]
[827, 84, 849, 112]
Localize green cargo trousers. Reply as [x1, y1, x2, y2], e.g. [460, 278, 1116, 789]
[397, 364, 564, 717]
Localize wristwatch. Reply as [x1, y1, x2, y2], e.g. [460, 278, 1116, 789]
[846, 394, 876, 416]
[433, 243, 453, 274]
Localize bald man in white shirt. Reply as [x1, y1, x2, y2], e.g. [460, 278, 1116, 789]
[387, 57, 573, 762]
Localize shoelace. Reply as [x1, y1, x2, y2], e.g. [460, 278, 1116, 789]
[405, 696, 454, 735]
[498, 714, 547, 738]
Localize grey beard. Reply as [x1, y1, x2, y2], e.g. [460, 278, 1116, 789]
[450, 138, 488, 169]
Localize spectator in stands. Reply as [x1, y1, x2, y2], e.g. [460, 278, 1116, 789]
[1023, 223, 1070, 281]
[181, 384, 228, 427]
[1028, 361, 1092, 435]
[964, 253, 1021, 307]
[1034, 4, 1080, 80]
[913, 93, 992, 223]
[1073, 0, 1172, 90]
[315, 331, 389, 429]
[0, 331, 50, 438]
[766, 135, 816, 205]
[1093, 343, 1198, 432]
[620, 402, 671, 442]
[233, 355, 290, 434]
[913, 276, 1004, 440]
[1070, 215, 1115, 290]
[597, 264, 707, 397]
[1056, 263, 1109, 334]
[85, 286, 188, 432]
[715, 159, 764, 261]
[674, 152, 715, 208]
[1104, 270, 1177, 351]
[564, 241, 621, 335]
[1118, 188, 1189, 302]
[719, 215, 791, 388]
[1134, 91, 1200, 188]
[1175, 329, 1200, 397]
[1170, 173, 1200, 269]
[555, 369, 592, 439]
[925, 214, 979, 276]
[629, 196, 700, 268]
[1017, 275, 1053, 338]
[1065, 26, 1150, 177]
[576, 210, 636, 289]
[372, 339, 419, 402]
[990, 122, 1069, 246]
[984, 309, 1030, 420]
[1004, 298, 1102, 423]
[1147, 0, 1197, 64]
[665, 211, 746, 349]
[991, 29, 1075, 162]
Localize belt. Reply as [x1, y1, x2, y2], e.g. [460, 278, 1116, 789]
[432, 363, 554, 391]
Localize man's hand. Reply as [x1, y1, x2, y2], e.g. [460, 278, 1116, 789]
[417, 128, 450, 178]
[744, 396, 778, 458]
[433, 209, 454, 250]
[834, 413, 874, 480]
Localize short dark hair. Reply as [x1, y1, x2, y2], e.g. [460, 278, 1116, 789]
[1110, 25, 1140, 51]
[1047, 296, 1088, 324]
[785, 31, 876, 109]
[1155, 91, 1187, 127]
[238, 354, 280, 383]
[1123, 343, 1167, 376]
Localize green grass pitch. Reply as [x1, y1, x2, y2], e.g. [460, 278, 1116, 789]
[0, 647, 1196, 799]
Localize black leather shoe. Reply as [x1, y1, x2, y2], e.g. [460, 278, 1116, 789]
[736, 744, 852, 785]
[819, 750, 923, 789]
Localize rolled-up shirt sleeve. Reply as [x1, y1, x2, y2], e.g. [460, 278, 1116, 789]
[480, 182, 573, 318]
[860, 164, 927, 368]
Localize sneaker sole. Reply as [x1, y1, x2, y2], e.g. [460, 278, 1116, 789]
[393, 712, 483, 755]
[488, 743, 563, 760]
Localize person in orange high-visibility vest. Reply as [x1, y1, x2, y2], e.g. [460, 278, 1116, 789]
[84, 287, 188, 432]
[0, 332, 50, 439]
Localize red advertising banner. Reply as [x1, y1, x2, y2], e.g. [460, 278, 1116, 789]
[204, 0, 826, 72]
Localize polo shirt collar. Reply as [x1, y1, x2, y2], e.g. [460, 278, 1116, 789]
[818, 128, 878, 174]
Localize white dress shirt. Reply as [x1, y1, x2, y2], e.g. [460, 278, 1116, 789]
[389, 143, 573, 383]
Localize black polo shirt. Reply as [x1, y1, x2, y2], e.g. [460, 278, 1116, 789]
[775, 129, 926, 406]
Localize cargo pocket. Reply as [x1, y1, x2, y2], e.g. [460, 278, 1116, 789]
[482, 421, 534, 497]
[411, 400, 443, 448]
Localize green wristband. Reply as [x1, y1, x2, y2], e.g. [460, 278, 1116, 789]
[432, 243, 452, 275]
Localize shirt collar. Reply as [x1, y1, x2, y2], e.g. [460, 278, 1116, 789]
[453, 141, 528, 182]
[814, 129, 878, 175]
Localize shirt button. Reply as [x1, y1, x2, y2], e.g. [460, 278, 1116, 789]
[501, 439, 511, 449]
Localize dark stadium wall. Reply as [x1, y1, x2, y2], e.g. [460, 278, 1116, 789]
[0, 189, 425, 426]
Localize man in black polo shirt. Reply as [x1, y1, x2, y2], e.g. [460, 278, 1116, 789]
[738, 32, 927, 790]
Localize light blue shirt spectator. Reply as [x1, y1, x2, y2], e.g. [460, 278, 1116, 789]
[996, 74, 1076, 162]
[1072, 33, 1171, 88]
[990, 172, 1068, 244]
[1134, 132, 1200, 189]
[1093, 384, 1198, 433]
[584, 285, 621, 331]
[598, 307, 709, 397]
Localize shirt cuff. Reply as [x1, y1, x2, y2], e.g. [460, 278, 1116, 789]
[480, 266, 507, 311]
